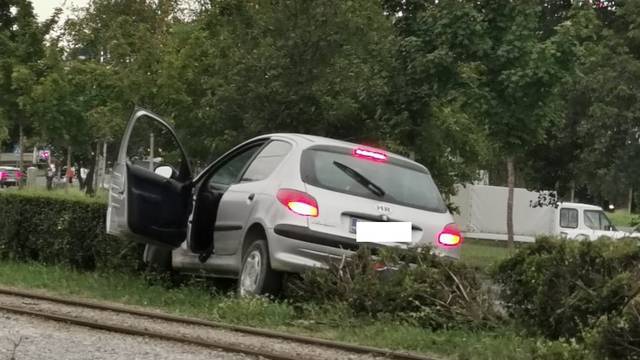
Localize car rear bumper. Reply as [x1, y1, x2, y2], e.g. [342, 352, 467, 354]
[269, 224, 459, 273]
[273, 224, 359, 250]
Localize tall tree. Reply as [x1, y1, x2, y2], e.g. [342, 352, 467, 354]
[380, 1, 490, 195]
[152, 0, 394, 166]
[0, 0, 48, 170]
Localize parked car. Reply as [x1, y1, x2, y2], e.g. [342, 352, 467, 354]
[107, 108, 462, 295]
[0, 166, 23, 187]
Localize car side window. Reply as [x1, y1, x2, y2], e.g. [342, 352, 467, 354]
[208, 145, 262, 186]
[127, 114, 185, 178]
[559, 208, 578, 229]
[240, 141, 292, 182]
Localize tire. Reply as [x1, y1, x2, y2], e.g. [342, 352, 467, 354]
[238, 240, 281, 296]
[143, 244, 172, 272]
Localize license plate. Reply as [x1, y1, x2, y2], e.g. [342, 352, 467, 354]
[349, 217, 367, 234]
[354, 221, 412, 243]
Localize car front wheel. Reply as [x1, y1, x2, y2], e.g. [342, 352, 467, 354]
[238, 240, 281, 296]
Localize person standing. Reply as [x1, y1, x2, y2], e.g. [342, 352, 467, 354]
[46, 165, 54, 190]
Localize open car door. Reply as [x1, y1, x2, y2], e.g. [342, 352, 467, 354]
[107, 108, 193, 248]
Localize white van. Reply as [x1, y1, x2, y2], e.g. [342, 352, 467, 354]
[451, 185, 637, 242]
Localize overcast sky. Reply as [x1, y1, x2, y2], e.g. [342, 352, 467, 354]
[31, 0, 88, 22]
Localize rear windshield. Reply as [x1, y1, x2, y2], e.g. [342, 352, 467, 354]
[301, 148, 447, 213]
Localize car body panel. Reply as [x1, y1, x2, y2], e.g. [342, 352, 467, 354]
[0, 166, 23, 186]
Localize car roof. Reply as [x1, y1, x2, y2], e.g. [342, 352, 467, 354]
[559, 202, 603, 211]
[257, 133, 424, 169]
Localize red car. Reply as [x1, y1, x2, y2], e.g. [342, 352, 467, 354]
[0, 167, 23, 187]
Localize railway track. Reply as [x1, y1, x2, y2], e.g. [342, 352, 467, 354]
[0, 287, 437, 360]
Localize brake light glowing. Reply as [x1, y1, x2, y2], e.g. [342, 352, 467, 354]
[437, 223, 463, 247]
[353, 148, 387, 162]
[276, 189, 319, 217]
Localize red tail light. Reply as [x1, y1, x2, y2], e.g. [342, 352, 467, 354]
[353, 147, 387, 162]
[437, 223, 463, 247]
[276, 189, 319, 217]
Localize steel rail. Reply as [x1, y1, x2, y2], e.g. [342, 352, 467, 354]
[0, 286, 436, 360]
[0, 303, 300, 360]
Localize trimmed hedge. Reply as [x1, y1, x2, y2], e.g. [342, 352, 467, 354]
[589, 293, 640, 359]
[494, 236, 640, 340]
[0, 191, 144, 271]
[285, 247, 502, 330]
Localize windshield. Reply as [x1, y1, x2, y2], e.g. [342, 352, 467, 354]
[584, 210, 616, 231]
[301, 148, 447, 213]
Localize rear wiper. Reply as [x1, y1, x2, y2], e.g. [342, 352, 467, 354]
[333, 161, 386, 197]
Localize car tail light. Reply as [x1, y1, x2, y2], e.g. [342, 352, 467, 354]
[437, 223, 463, 247]
[276, 189, 319, 217]
[353, 147, 387, 162]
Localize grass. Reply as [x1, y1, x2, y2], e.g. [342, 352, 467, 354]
[0, 260, 546, 360]
[461, 239, 517, 271]
[608, 210, 639, 228]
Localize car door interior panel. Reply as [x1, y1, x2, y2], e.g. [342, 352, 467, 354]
[127, 163, 191, 247]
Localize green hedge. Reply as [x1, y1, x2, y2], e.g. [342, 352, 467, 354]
[494, 236, 640, 340]
[0, 191, 144, 271]
[285, 247, 502, 330]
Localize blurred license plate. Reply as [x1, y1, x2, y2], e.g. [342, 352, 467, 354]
[351, 218, 412, 243]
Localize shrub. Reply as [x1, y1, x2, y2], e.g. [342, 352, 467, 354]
[532, 339, 593, 360]
[0, 191, 144, 271]
[285, 247, 501, 330]
[494, 236, 640, 339]
[589, 292, 640, 359]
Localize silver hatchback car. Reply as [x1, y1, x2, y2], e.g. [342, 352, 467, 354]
[107, 109, 462, 295]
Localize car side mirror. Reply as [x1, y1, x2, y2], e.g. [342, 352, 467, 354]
[154, 165, 174, 179]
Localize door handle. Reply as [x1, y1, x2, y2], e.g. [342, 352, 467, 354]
[248, 193, 255, 201]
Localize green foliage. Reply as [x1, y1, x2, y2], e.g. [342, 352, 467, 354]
[532, 339, 593, 360]
[588, 293, 640, 360]
[0, 191, 143, 271]
[0, 260, 562, 360]
[286, 247, 501, 330]
[494, 236, 640, 339]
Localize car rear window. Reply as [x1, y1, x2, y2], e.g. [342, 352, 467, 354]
[301, 148, 447, 213]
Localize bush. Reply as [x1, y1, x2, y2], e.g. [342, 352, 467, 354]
[285, 247, 501, 330]
[589, 292, 640, 359]
[532, 339, 593, 360]
[0, 191, 144, 271]
[494, 236, 640, 339]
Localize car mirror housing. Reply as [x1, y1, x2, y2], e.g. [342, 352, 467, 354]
[154, 165, 173, 179]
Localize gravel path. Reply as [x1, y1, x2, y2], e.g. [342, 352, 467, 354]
[0, 311, 255, 360]
[0, 293, 390, 360]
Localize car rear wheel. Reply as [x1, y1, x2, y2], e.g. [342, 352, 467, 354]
[238, 240, 281, 296]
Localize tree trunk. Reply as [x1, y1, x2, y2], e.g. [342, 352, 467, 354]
[17, 124, 23, 169]
[506, 157, 515, 249]
[66, 146, 72, 184]
[85, 155, 97, 197]
[570, 180, 575, 202]
[94, 142, 100, 190]
[101, 142, 107, 190]
[629, 187, 634, 214]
